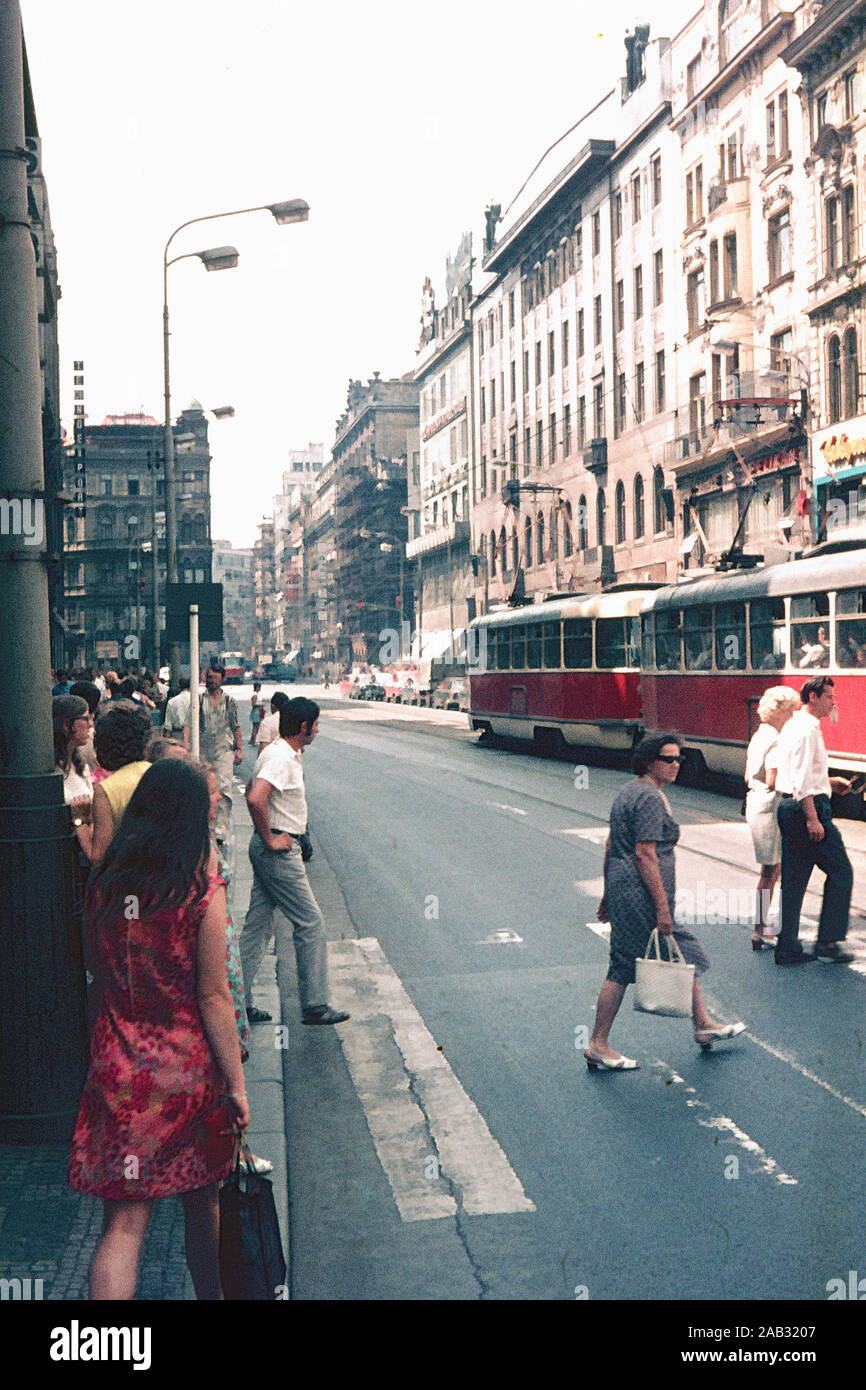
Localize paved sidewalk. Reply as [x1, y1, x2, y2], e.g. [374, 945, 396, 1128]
[0, 791, 288, 1301]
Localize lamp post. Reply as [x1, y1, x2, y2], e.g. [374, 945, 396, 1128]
[162, 199, 310, 688]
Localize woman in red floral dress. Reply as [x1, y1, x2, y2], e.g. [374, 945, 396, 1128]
[68, 758, 250, 1299]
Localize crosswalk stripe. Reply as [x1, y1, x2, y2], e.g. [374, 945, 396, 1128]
[329, 937, 536, 1221]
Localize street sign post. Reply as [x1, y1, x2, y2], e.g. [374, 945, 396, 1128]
[164, 582, 223, 645]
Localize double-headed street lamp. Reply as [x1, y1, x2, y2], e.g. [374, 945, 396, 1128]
[162, 199, 309, 685]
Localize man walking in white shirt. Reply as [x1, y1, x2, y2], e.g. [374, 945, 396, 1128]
[774, 676, 854, 964]
[240, 697, 349, 1026]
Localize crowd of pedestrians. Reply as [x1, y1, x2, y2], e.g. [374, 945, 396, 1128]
[47, 661, 348, 1299]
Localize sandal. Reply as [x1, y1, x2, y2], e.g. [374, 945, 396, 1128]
[751, 932, 778, 951]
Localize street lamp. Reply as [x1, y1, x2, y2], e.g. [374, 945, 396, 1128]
[162, 198, 310, 687]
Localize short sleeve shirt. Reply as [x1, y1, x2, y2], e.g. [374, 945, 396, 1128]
[253, 740, 308, 833]
[608, 780, 677, 861]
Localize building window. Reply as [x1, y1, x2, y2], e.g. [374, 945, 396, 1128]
[478, 323, 485, 356]
[843, 326, 859, 418]
[594, 295, 603, 347]
[578, 494, 588, 550]
[634, 473, 645, 538]
[523, 515, 532, 568]
[578, 396, 586, 448]
[723, 232, 738, 298]
[537, 419, 544, 468]
[634, 265, 644, 320]
[686, 55, 701, 102]
[828, 334, 843, 423]
[718, 0, 744, 69]
[614, 191, 623, 241]
[535, 340, 543, 386]
[480, 455, 487, 498]
[563, 403, 571, 456]
[653, 249, 664, 306]
[615, 480, 626, 544]
[509, 289, 516, 328]
[549, 412, 557, 466]
[593, 382, 605, 437]
[651, 154, 662, 207]
[768, 207, 792, 281]
[548, 330, 556, 376]
[596, 489, 606, 548]
[563, 500, 573, 557]
[489, 529, 497, 577]
[815, 91, 828, 136]
[635, 361, 645, 423]
[575, 226, 583, 270]
[490, 378, 496, 416]
[592, 210, 601, 258]
[631, 172, 641, 222]
[685, 163, 703, 226]
[523, 348, 530, 395]
[615, 279, 625, 333]
[770, 328, 792, 376]
[826, 196, 840, 271]
[843, 184, 856, 264]
[709, 239, 720, 306]
[510, 359, 517, 402]
[100, 476, 112, 496]
[127, 477, 140, 496]
[614, 370, 627, 437]
[578, 308, 585, 358]
[524, 426, 531, 473]
[845, 69, 857, 122]
[561, 320, 569, 369]
[480, 385, 486, 425]
[653, 465, 666, 534]
[686, 265, 706, 333]
[689, 372, 707, 437]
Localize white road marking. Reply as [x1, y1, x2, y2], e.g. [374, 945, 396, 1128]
[652, 1061, 798, 1186]
[560, 827, 608, 842]
[584, 921, 611, 939]
[476, 929, 524, 945]
[742, 1033, 866, 1121]
[487, 801, 527, 816]
[329, 937, 535, 1221]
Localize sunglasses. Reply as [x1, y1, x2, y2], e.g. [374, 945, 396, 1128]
[656, 754, 683, 764]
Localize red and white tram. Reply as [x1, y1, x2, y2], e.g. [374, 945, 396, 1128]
[467, 543, 866, 781]
[640, 542, 866, 779]
[467, 586, 656, 753]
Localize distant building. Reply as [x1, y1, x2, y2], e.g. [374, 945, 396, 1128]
[62, 403, 213, 670]
[252, 517, 275, 660]
[212, 540, 255, 656]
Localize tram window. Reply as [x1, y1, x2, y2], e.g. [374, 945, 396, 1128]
[511, 625, 527, 669]
[749, 597, 786, 670]
[626, 617, 641, 668]
[715, 602, 746, 670]
[836, 588, 866, 667]
[486, 630, 497, 672]
[543, 621, 562, 668]
[526, 624, 543, 669]
[655, 611, 682, 670]
[563, 618, 592, 668]
[683, 608, 713, 671]
[791, 593, 830, 669]
[596, 618, 627, 668]
[495, 630, 509, 671]
[641, 614, 655, 670]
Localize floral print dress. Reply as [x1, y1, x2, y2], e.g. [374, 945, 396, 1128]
[68, 873, 233, 1199]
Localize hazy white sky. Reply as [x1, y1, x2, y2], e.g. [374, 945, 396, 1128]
[22, 0, 698, 548]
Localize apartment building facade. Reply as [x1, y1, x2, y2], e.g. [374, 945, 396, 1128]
[668, 0, 812, 570]
[410, 239, 475, 662]
[470, 26, 682, 613]
[211, 541, 255, 656]
[783, 0, 866, 542]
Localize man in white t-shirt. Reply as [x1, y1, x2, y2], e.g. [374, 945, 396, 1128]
[240, 697, 349, 1026]
[254, 690, 290, 750]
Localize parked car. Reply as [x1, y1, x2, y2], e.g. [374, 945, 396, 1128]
[263, 663, 297, 682]
[362, 675, 386, 701]
[432, 677, 468, 711]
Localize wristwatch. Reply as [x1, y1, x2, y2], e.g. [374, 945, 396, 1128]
[72, 817, 84, 827]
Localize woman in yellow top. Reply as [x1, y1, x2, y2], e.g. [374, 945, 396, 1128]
[90, 701, 154, 861]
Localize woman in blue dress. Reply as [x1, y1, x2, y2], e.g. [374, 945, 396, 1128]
[584, 732, 745, 1071]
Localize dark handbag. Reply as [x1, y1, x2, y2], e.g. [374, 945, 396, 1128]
[219, 1141, 287, 1300]
[297, 830, 313, 862]
[739, 792, 747, 817]
[201, 1102, 236, 1170]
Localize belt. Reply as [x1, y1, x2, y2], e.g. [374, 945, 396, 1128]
[779, 793, 794, 799]
[268, 826, 297, 836]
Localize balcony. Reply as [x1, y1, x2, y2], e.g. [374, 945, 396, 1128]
[583, 437, 608, 477]
[406, 517, 469, 560]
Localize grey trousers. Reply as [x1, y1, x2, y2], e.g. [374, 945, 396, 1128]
[241, 832, 328, 1010]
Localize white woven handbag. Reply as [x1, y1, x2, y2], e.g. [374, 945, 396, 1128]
[633, 929, 695, 1017]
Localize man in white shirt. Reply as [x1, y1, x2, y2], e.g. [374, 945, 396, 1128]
[240, 697, 349, 1026]
[774, 676, 854, 964]
[163, 677, 191, 735]
[254, 690, 290, 750]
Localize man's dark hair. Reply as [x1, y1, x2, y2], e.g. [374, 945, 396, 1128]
[208, 662, 225, 677]
[177, 676, 190, 691]
[270, 690, 290, 712]
[280, 697, 320, 738]
[632, 730, 683, 776]
[94, 699, 153, 771]
[69, 680, 101, 714]
[800, 675, 834, 703]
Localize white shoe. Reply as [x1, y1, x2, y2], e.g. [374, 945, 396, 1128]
[584, 1048, 639, 1072]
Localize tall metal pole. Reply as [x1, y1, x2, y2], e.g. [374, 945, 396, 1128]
[189, 606, 200, 758]
[0, 0, 88, 1140]
[148, 446, 160, 669]
[162, 262, 180, 691]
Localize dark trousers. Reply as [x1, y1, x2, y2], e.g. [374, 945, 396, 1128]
[777, 794, 852, 953]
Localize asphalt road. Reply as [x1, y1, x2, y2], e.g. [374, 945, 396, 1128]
[233, 685, 866, 1303]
